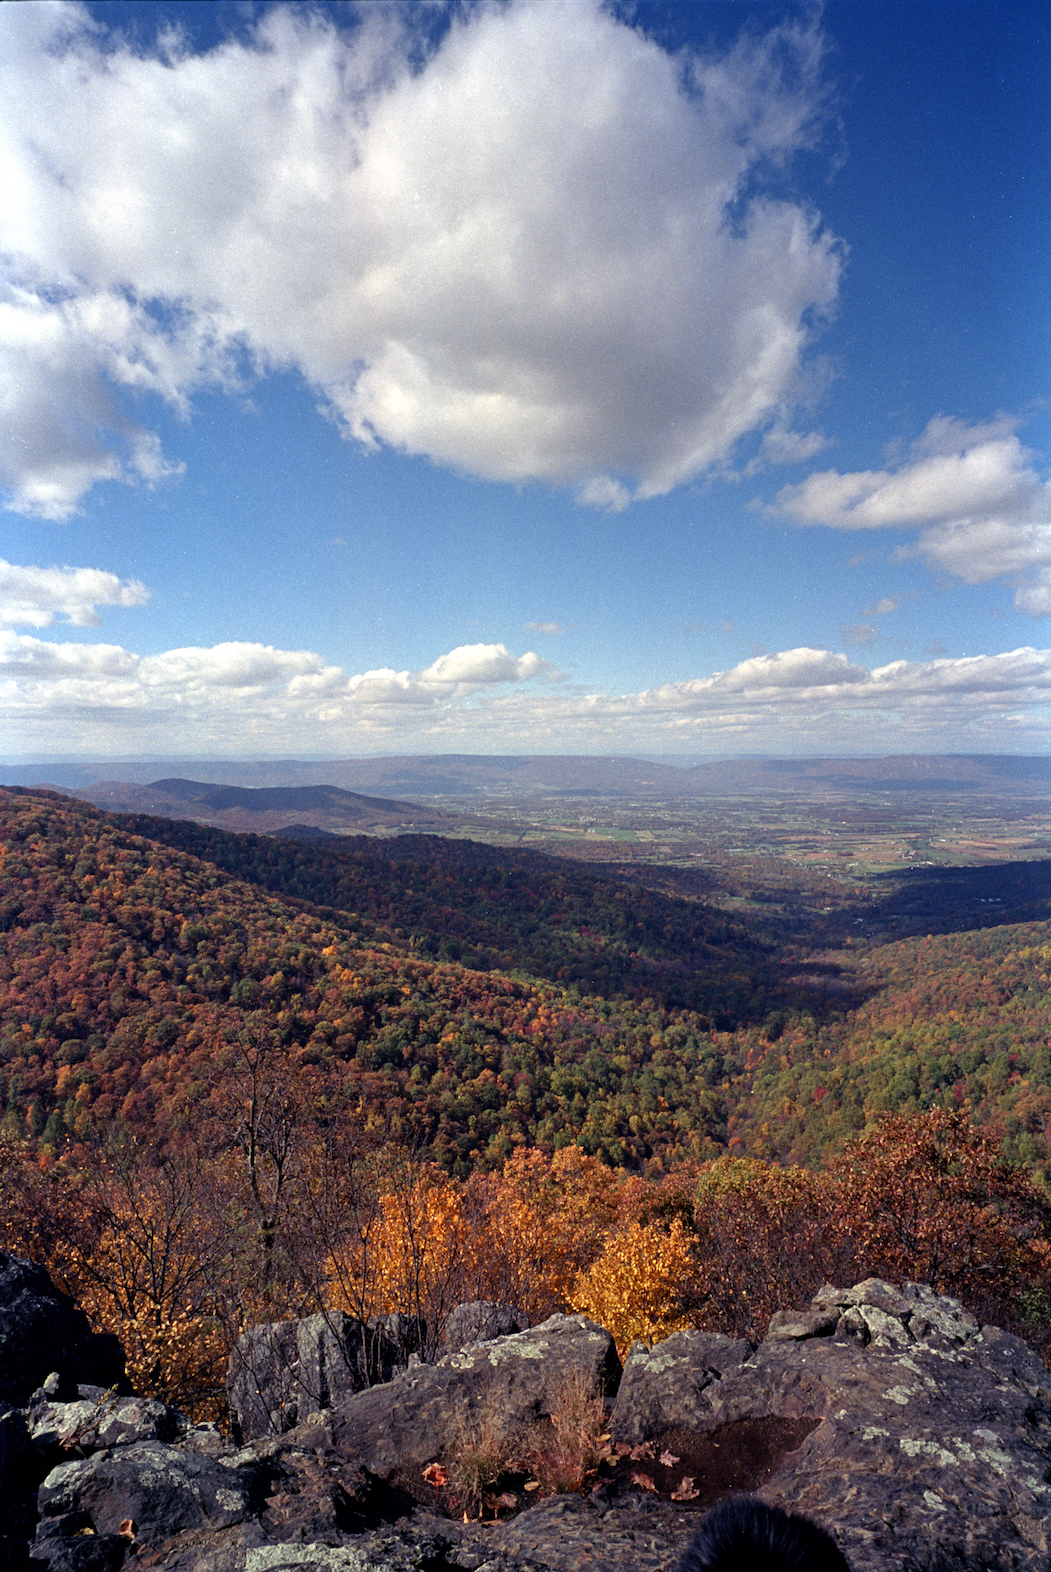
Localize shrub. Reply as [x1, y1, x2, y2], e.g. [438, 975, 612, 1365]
[570, 1217, 695, 1354]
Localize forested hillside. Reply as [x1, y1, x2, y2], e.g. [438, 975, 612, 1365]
[729, 925, 1051, 1176]
[107, 810, 783, 1016]
[0, 788, 746, 1170]
[4, 785, 1051, 1416]
[4, 787, 1051, 1175]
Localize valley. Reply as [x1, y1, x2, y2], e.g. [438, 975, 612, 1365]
[3, 769, 1051, 1420]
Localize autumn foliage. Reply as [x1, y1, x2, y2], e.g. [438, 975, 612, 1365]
[2, 788, 1051, 1419]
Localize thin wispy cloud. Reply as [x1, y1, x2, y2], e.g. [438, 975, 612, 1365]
[862, 597, 899, 617]
[841, 623, 881, 649]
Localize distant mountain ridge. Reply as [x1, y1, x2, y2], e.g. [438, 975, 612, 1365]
[74, 777, 446, 834]
[5, 752, 1051, 798]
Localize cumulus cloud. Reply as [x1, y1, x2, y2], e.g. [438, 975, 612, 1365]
[862, 597, 898, 616]
[774, 416, 1051, 614]
[0, 634, 565, 752]
[0, 0, 840, 518]
[0, 559, 149, 627]
[419, 643, 558, 686]
[5, 634, 1051, 756]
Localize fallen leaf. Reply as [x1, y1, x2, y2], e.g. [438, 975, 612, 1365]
[422, 1463, 448, 1489]
[628, 1442, 654, 1461]
[671, 1477, 700, 1501]
[524, 1480, 541, 1491]
[492, 1492, 518, 1512]
[659, 1450, 680, 1467]
[631, 1472, 657, 1492]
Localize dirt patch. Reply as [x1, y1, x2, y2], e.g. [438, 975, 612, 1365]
[602, 1417, 822, 1509]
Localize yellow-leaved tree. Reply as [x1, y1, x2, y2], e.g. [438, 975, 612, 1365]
[570, 1216, 696, 1355]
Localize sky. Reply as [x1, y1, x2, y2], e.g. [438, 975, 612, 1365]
[1, 0, 1049, 763]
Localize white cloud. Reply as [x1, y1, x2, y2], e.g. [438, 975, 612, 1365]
[419, 643, 558, 686]
[575, 477, 631, 514]
[4, 634, 1051, 756]
[524, 621, 565, 636]
[774, 416, 1051, 614]
[0, 0, 840, 518]
[0, 559, 149, 627]
[748, 423, 830, 473]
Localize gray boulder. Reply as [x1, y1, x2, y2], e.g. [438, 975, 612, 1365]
[328, 1312, 621, 1474]
[443, 1300, 530, 1353]
[0, 1252, 126, 1406]
[611, 1329, 751, 1444]
[28, 1384, 184, 1459]
[229, 1312, 424, 1441]
[36, 1438, 269, 1538]
[612, 1277, 1051, 1572]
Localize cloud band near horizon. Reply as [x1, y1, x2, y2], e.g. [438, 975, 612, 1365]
[3, 632, 1050, 757]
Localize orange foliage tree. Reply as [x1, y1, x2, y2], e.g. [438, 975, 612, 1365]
[828, 1107, 1051, 1349]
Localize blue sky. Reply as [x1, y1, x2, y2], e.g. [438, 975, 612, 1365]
[1, 0, 1048, 761]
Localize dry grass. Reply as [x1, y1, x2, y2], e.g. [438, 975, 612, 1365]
[443, 1403, 520, 1520]
[522, 1368, 614, 1495]
[436, 1367, 614, 1518]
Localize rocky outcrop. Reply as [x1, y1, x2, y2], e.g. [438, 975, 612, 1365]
[326, 1312, 621, 1475]
[442, 1300, 531, 1354]
[0, 1251, 126, 1406]
[4, 1262, 1051, 1572]
[229, 1312, 425, 1441]
[612, 1278, 1051, 1572]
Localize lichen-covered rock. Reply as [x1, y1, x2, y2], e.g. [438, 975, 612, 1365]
[17, 1277, 1051, 1572]
[611, 1277, 1051, 1572]
[229, 1312, 425, 1441]
[611, 1330, 751, 1444]
[328, 1313, 621, 1475]
[29, 1385, 184, 1459]
[443, 1300, 530, 1354]
[37, 1439, 270, 1538]
[0, 1252, 126, 1406]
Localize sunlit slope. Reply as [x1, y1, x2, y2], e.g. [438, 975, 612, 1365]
[734, 924, 1051, 1171]
[0, 789, 744, 1169]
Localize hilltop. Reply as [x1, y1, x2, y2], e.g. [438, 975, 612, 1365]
[75, 777, 447, 835]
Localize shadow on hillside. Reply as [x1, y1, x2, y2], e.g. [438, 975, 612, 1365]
[859, 859, 1051, 942]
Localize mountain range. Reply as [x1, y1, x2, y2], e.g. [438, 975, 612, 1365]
[6, 752, 1051, 800]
